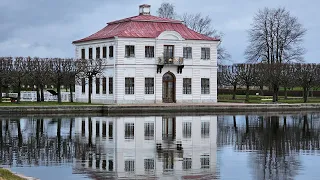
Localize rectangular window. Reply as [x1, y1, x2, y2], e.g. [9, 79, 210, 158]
[109, 122, 113, 140]
[183, 122, 192, 138]
[183, 78, 192, 94]
[102, 77, 107, 94]
[164, 45, 174, 60]
[183, 47, 192, 59]
[81, 78, 86, 93]
[108, 160, 114, 171]
[81, 49, 85, 59]
[201, 122, 210, 138]
[96, 47, 100, 59]
[96, 158, 100, 169]
[145, 46, 154, 58]
[96, 121, 100, 137]
[144, 122, 154, 140]
[81, 120, 85, 136]
[125, 77, 134, 94]
[145, 78, 154, 94]
[103, 46, 107, 58]
[201, 78, 210, 94]
[109, 46, 114, 58]
[144, 159, 154, 171]
[89, 47, 93, 59]
[125, 45, 135, 57]
[102, 122, 106, 138]
[201, 47, 210, 60]
[201, 155, 210, 169]
[183, 158, 192, 170]
[125, 123, 134, 140]
[125, 160, 135, 172]
[109, 77, 113, 94]
[96, 78, 100, 94]
[102, 160, 106, 170]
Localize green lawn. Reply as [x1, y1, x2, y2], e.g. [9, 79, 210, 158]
[0, 168, 25, 180]
[218, 94, 320, 103]
[0, 101, 101, 106]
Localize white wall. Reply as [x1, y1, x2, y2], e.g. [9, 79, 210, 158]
[74, 31, 219, 104]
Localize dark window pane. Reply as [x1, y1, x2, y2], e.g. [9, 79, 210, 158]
[125, 45, 135, 57]
[145, 46, 154, 58]
[183, 78, 192, 94]
[125, 77, 134, 94]
[96, 47, 100, 59]
[89, 48, 93, 59]
[102, 77, 107, 94]
[183, 47, 192, 59]
[109, 77, 113, 94]
[81, 49, 85, 59]
[81, 78, 86, 93]
[103, 47, 107, 58]
[145, 78, 154, 94]
[109, 122, 113, 139]
[96, 78, 100, 94]
[125, 123, 134, 140]
[102, 122, 106, 137]
[96, 121, 100, 137]
[109, 46, 114, 57]
[201, 78, 210, 94]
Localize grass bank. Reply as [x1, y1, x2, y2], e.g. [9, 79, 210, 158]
[0, 102, 100, 106]
[0, 168, 25, 180]
[218, 94, 320, 103]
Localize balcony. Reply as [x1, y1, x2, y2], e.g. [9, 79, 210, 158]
[158, 57, 184, 65]
[157, 57, 184, 74]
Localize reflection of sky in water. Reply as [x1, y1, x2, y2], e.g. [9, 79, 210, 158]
[1, 114, 320, 180]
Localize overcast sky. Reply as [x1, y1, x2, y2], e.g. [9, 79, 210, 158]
[1, 0, 319, 63]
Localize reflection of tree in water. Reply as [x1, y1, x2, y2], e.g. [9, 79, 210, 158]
[218, 114, 320, 180]
[0, 118, 75, 166]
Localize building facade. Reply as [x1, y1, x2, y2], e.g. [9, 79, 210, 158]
[73, 4, 220, 104]
[74, 115, 218, 179]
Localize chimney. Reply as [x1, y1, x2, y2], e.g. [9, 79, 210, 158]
[139, 4, 151, 15]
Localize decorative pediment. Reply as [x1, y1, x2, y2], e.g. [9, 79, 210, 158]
[157, 31, 184, 41]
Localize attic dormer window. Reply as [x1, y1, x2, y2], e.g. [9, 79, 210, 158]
[139, 4, 151, 15]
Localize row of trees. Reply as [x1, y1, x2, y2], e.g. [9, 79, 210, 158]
[219, 63, 320, 102]
[0, 57, 104, 103]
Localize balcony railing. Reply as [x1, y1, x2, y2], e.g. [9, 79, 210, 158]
[158, 57, 184, 65]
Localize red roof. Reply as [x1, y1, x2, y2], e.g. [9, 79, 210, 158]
[73, 14, 219, 43]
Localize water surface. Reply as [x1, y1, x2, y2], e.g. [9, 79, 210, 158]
[0, 113, 320, 180]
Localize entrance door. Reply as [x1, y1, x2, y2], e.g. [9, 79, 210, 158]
[162, 72, 176, 103]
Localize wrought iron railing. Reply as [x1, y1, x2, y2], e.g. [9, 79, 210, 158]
[158, 57, 184, 65]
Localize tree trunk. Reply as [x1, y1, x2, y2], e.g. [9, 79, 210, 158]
[272, 84, 279, 102]
[69, 118, 73, 140]
[57, 118, 61, 159]
[310, 88, 314, 97]
[40, 84, 44, 102]
[88, 117, 92, 147]
[88, 77, 92, 104]
[57, 79, 61, 103]
[0, 83, 2, 102]
[69, 84, 73, 103]
[233, 115, 237, 131]
[303, 87, 308, 103]
[245, 85, 250, 102]
[232, 85, 236, 100]
[36, 85, 40, 102]
[245, 115, 249, 133]
[17, 120, 23, 147]
[284, 86, 288, 99]
[259, 85, 264, 96]
[17, 80, 21, 103]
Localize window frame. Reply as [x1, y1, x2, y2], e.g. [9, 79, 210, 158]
[201, 78, 210, 94]
[102, 77, 107, 94]
[125, 77, 135, 94]
[125, 45, 135, 58]
[102, 46, 107, 58]
[145, 77, 154, 94]
[144, 122, 154, 140]
[81, 49, 85, 59]
[109, 46, 114, 58]
[96, 77, 100, 94]
[183, 47, 192, 59]
[183, 78, 192, 94]
[182, 122, 192, 138]
[81, 78, 86, 94]
[89, 47, 93, 59]
[145, 46, 155, 58]
[125, 123, 134, 140]
[109, 77, 113, 94]
[96, 47, 100, 59]
[201, 47, 210, 60]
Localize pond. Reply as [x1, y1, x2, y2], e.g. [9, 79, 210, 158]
[0, 113, 320, 180]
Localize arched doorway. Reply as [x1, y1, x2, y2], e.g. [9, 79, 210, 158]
[162, 72, 176, 103]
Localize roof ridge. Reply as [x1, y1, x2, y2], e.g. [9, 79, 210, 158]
[107, 14, 182, 25]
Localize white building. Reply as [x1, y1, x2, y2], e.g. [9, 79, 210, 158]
[73, 4, 220, 104]
[74, 115, 218, 179]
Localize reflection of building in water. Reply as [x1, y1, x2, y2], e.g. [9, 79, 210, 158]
[74, 116, 217, 179]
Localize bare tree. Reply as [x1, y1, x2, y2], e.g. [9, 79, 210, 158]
[76, 59, 105, 104]
[245, 7, 306, 64]
[254, 63, 268, 96]
[0, 57, 13, 102]
[13, 57, 28, 103]
[62, 58, 79, 103]
[157, 2, 176, 19]
[220, 65, 239, 100]
[280, 63, 296, 99]
[237, 64, 257, 102]
[296, 63, 319, 103]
